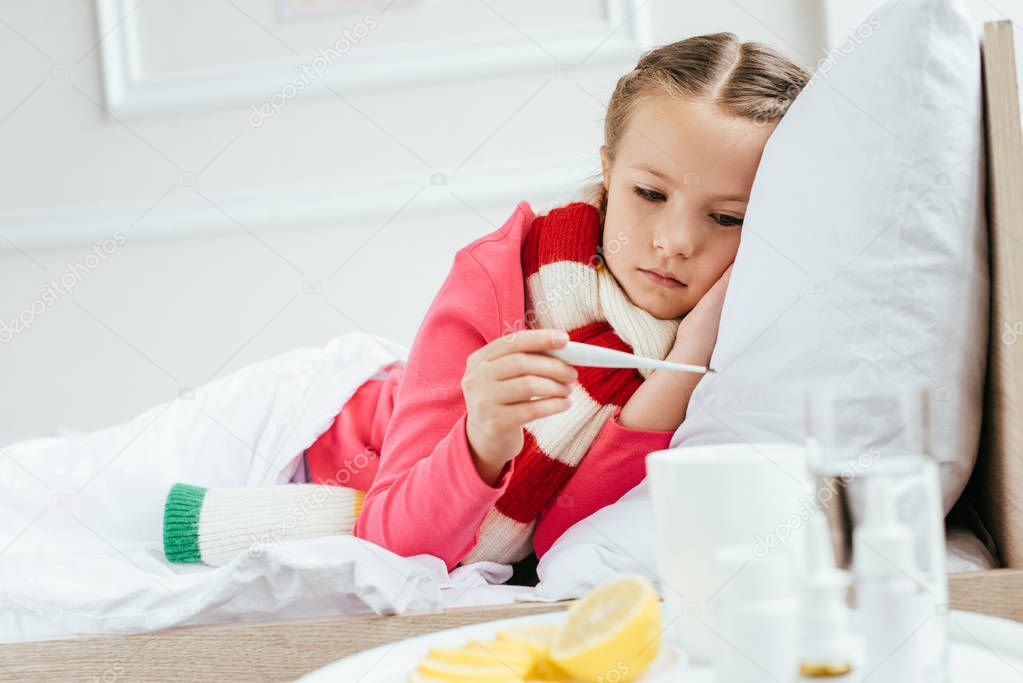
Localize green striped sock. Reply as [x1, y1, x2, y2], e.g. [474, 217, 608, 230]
[163, 482, 207, 564]
[161, 481, 364, 567]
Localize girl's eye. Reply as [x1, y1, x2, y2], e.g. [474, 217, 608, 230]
[712, 213, 744, 227]
[633, 186, 666, 202]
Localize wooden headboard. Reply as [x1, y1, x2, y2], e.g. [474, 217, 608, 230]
[971, 20, 1023, 570]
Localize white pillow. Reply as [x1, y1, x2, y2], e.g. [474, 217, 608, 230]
[672, 0, 986, 513]
[538, 0, 986, 592]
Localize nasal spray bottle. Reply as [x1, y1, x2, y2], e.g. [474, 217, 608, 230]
[853, 475, 944, 683]
[799, 511, 853, 677]
[804, 385, 950, 682]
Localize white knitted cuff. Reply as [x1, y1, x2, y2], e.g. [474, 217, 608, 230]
[164, 483, 364, 567]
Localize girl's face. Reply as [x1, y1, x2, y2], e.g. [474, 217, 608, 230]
[599, 94, 776, 320]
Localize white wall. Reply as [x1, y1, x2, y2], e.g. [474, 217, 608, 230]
[3, 0, 916, 443]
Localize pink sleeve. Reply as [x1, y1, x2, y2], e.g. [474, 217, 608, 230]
[531, 405, 674, 559]
[353, 249, 517, 572]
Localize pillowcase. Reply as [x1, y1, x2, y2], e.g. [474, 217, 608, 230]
[671, 0, 987, 510]
[538, 0, 987, 592]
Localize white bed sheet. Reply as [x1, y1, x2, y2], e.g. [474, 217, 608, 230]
[0, 331, 538, 643]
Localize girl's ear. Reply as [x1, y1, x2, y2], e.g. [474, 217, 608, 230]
[599, 145, 611, 190]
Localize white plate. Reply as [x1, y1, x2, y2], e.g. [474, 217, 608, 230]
[297, 606, 682, 682]
[297, 608, 1023, 682]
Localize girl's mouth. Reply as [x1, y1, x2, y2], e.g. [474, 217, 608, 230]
[640, 268, 686, 289]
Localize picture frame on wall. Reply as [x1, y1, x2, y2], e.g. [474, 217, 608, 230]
[278, 0, 418, 21]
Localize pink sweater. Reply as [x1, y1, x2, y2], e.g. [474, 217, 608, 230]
[305, 200, 675, 571]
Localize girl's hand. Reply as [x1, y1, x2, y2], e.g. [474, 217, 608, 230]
[671, 264, 733, 367]
[462, 329, 579, 485]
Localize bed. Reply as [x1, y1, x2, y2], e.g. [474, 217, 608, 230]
[949, 17, 1023, 618]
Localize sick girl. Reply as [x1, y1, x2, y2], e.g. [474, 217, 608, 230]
[164, 33, 810, 575]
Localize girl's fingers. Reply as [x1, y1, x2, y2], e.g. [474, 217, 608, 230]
[489, 351, 578, 384]
[504, 396, 573, 424]
[475, 328, 571, 364]
[704, 265, 732, 297]
[494, 375, 574, 405]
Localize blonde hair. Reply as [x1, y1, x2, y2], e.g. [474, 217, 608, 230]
[581, 32, 811, 226]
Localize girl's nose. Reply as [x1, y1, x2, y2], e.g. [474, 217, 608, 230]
[652, 220, 697, 259]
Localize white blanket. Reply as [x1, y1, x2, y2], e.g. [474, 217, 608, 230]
[0, 332, 529, 642]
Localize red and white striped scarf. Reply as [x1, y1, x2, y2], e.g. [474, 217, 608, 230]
[461, 201, 681, 565]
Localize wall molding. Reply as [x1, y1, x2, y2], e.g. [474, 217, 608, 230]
[94, 0, 651, 118]
[30, 2, 642, 253]
[0, 155, 599, 252]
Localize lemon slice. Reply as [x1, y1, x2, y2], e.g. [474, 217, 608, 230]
[548, 574, 662, 683]
[414, 656, 524, 682]
[429, 644, 533, 677]
[494, 626, 567, 680]
[496, 624, 559, 656]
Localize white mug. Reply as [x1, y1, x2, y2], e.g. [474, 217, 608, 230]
[646, 442, 810, 665]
